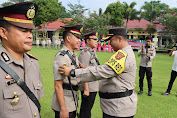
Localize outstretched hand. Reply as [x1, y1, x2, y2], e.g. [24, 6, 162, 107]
[59, 66, 72, 77]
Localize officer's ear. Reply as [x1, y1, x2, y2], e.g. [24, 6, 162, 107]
[0, 27, 8, 41]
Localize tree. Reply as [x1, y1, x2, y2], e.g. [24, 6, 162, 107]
[140, 1, 169, 24]
[58, 2, 71, 18]
[158, 12, 177, 43]
[104, 1, 124, 26]
[123, 2, 138, 30]
[32, 0, 60, 40]
[67, 0, 88, 17]
[146, 24, 157, 36]
[1, 0, 27, 7]
[83, 12, 112, 38]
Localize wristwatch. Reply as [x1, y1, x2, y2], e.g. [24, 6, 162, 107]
[70, 69, 75, 77]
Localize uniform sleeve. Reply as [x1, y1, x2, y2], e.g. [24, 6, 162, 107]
[53, 54, 68, 80]
[75, 64, 117, 83]
[78, 51, 90, 67]
[149, 48, 156, 61]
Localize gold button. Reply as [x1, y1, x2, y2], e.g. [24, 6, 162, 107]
[34, 113, 37, 117]
[14, 92, 17, 96]
[38, 84, 40, 87]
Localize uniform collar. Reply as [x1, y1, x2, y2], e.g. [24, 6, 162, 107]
[122, 45, 131, 51]
[0, 45, 15, 65]
[85, 45, 95, 52]
[63, 45, 77, 57]
[0, 45, 31, 67]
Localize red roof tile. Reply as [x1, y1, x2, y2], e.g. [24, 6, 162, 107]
[37, 18, 72, 30]
[123, 18, 164, 30]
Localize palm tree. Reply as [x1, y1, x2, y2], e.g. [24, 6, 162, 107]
[123, 2, 138, 30]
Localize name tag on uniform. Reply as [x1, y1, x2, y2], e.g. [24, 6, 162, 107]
[105, 50, 127, 74]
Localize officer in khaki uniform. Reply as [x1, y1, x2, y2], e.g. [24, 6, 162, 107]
[51, 25, 83, 118]
[59, 27, 138, 118]
[79, 31, 99, 118]
[137, 36, 156, 96]
[0, 2, 44, 118]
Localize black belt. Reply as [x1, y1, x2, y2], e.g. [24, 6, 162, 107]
[99, 90, 133, 99]
[63, 83, 78, 91]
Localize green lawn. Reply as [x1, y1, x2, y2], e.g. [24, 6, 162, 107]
[28, 46, 177, 118]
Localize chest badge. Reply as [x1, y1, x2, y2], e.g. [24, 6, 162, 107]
[5, 74, 12, 79]
[1, 52, 10, 62]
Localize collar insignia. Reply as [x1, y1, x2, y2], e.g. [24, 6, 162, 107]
[1, 52, 10, 62]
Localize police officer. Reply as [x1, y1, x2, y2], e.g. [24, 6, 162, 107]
[51, 25, 83, 118]
[59, 27, 138, 118]
[79, 31, 99, 118]
[0, 2, 44, 118]
[137, 36, 156, 96]
[47, 38, 51, 49]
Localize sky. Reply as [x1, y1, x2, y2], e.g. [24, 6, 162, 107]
[0, 0, 177, 13]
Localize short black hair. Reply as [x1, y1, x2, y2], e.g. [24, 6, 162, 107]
[84, 38, 89, 44]
[63, 31, 70, 41]
[0, 19, 11, 40]
[0, 19, 11, 30]
[145, 36, 152, 41]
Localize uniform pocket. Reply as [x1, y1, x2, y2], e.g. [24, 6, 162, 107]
[3, 86, 26, 114]
[32, 80, 42, 99]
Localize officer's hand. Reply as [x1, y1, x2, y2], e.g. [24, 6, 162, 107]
[146, 53, 150, 57]
[172, 47, 176, 51]
[59, 66, 72, 77]
[60, 108, 69, 118]
[79, 62, 86, 68]
[141, 45, 145, 52]
[83, 89, 89, 97]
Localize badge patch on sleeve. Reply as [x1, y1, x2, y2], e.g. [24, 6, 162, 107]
[105, 50, 127, 74]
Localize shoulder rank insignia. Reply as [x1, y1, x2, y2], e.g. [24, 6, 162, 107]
[84, 48, 88, 52]
[25, 53, 38, 60]
[1, 52, 10, 62]
[105, 50, 127, 74]
[59, 50, 67, 56]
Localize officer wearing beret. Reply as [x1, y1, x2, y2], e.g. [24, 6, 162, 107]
[51, 25, 83, 118]
[79, 31, 99, 118]
[0, 2, 44, 118]
[59, 27, 138, 118]
[138, 36, 156, 96]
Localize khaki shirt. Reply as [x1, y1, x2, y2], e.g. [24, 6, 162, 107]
[78, 45, 99, 92]
[0, 46, 44, 118]
[51, 45, 79, 112]
[138, 45, 156, 67]
[75, 45, 137, 117]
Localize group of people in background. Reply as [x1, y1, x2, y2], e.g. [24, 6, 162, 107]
[1, 2, 177, 118]
[36, 38, 61, 49]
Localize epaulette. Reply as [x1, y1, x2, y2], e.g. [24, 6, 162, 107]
[25, 53, 38, 60]
[59, 50, 67, 56]
[84, 48, 88, 52]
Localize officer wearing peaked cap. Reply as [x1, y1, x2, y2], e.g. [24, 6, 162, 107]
[59, 27, 138, 118]
[0, 2, 44, 118]
[79, 31, 99, 118]
[51, 25, 83, 118]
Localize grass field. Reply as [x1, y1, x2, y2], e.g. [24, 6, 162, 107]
[28, 46, 177, 118]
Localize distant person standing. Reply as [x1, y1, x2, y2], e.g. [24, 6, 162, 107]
[79, 31, 99, 118]
[54, 39, 58, 50]
[58, 38, 61, 49]
[103, 41, 106, 52]
[42, 39, 46, 48]
[138, 36, 156, 96]
[36, 38, 40, 48]
[47, 38, 51, 49]
[162, 47, 177, 95]
[98, 41, 101, 52]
